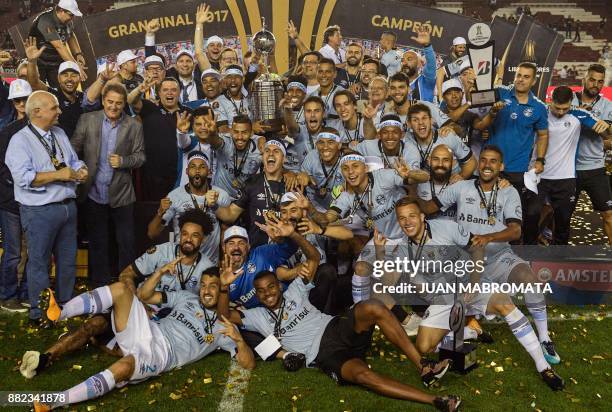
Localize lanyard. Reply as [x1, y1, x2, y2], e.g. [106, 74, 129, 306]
[408, 221, 430, 262]
[232, 139, 253, 179]
[174, 245, 202, 290]
[201, 306, 218, 335]
[577, 91, 601, 111]
[413, 130, 438, 170]
[318, 155, 341, 189]
[474, 179, 499, 224]
[266, 298, 286, 338]
[379, 139, 404, 168]
[28, 124, 66, 169]
[319, 85, 337, 112]
[342, 114, 362, 143]
[429, 176, 449, 198]
[184, 184, 208, 212]
[348, 175, 373, 219]
[226, 92, 245, 116]
[295, 107, 304, 125]
[263, 175, 283, 211]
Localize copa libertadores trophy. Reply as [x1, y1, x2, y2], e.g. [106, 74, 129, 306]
[466, 22, 498, 108]
[249, 18, 285, 133]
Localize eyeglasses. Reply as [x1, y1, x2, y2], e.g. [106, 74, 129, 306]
[12, 98, 27, 105]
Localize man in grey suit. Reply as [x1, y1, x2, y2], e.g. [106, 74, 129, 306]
[71, 83, 145, 288]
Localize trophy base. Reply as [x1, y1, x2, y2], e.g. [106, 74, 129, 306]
[470, 89, 498, 108]
[439, 343, 478, 374]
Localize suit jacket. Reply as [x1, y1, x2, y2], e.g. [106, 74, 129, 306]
[71, 110, 145, 208]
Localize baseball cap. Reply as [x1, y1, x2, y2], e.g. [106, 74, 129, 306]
[8, 79, 32, 100]
[442, 78, 464, 95]
[116, 50, 138, 66]
[453, 37, 467, 46]
[58, 0, 82, 17]
[176, 49, 194, 61]
[201, 68, 221, 80]
[223, 226, 249, 243]
[205, 35, 224, 48]
[144, 55, 165, 69]
[280, 192, 299, 204]
[58, 60, 81, 75]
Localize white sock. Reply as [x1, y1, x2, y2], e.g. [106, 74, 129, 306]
[60, 286, 113, 320]
[524, 292, 551, 342]
[53, 369, 115, 408]
[505, 307, 550, 372]
[464, 326, 478, 340]
[351, 275, 371, 303]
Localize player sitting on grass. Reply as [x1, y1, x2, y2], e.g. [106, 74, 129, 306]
[217, 217, 461, 412]
[27, 264, 255, 411]
[391, 197, 565, 391]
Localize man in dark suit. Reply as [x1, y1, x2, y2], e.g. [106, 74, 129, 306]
[71, 83, 145, 288]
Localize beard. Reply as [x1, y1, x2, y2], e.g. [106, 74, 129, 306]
[432, 167, 451, 182]
[347, 57, 360, 67]
[180, 242, 197, 256]
[583, 86, 601, 99]
[402, 66, 417, 77]
[189, 174, 205, 189]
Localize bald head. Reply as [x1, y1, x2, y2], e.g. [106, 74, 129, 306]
[430, 144, 453, 182]
[26, 91, 61, 130]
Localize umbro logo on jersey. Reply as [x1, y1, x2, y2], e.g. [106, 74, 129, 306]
[257, 193, 266, 201]
[523, 108, 533, 117]
[465, 196, 476, 205]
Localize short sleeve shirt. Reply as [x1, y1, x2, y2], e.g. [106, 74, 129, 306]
[300, 150, 344, 210]
[571, 93, 612, 170]
[212, 135, 261, 199]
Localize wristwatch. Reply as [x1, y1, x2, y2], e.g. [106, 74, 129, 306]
[535, 157, 546, 165]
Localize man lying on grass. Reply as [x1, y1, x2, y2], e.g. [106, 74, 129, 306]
[217, 215, 462, 411]
[26, 263, 254, 411]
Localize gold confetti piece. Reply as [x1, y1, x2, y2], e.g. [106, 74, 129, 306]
[169, 393, 182, 400]
[475, 390, 481, 395]
[596, 316, 604, 321]
[592, 355, 604, 360]
[119, 387, 128, 393]
[187, 378, 193, 384]
[72, 364, 82, 370]
[494, 366, 504, 373]
[340, 399, 344, 403]
[570, 398, 581, 403]
[148, 400, 156, 405]
[530, 402, 536, 408]
[291, 395, 298, 401]
[596, 393, 602, 399]
[490, 361, 497, 366]
[203, 378, 212, 384]
[495, 390, 501, 395]
[570, 378, 578, 384]
[87, 407, 96, 411]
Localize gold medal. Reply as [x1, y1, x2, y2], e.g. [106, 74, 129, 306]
[366, 218, 374, 230]
[318, 187, 328, 197]
[480, 201, 486, 209]
[488, 216, 496, 225]
[232, 179, 241, 188]
[205, 333, 215, 344]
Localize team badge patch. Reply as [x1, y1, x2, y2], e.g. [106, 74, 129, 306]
[212, 101, 220, 109]
[510, 112, 518, 120]
[523, 108, 533, 117]
[146, 246, 157, 254]
[287, 300, 297, 311]
[376, 194, 386, 205]
[247, 262, 257, 273]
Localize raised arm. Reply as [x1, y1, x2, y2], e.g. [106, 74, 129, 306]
[24, 37, 49, 91]
[137, 257, 182, 304]
[287, 20, 311, 56]
[194, 3, 212, 71]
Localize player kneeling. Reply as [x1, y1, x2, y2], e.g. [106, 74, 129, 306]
[27, 264, 254, 411]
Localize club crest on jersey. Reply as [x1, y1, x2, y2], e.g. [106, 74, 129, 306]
[510, 112, 518, 120]
[247, 262, 257, 273]
[287, 300, 297, 311]
[146, 246, 157, 254]
[515, 205, 522, 219]
[212, 101, 220, 109]
[195, 311, 205, 320]
[563, 121, 571, 128]
[523, 108, 533, 118]
[376, 194, 386, 205]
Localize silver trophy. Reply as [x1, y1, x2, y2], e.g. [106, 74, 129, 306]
[249, 18, 284, 132]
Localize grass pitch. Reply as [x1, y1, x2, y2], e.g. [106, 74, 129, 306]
[1, 306, 610, 411]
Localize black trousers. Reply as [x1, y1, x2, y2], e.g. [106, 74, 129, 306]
[86, 199, 136, 288]
[503, 172, 536, 244]
[524, 178, 576, 245]
[37, 61, 60, 89]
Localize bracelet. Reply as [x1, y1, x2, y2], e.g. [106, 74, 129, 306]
[535, 157, 546, 165]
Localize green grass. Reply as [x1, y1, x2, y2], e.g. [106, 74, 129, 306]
[1, 307, 611, 411]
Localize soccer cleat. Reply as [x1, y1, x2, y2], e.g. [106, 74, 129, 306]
[33, 401, 51, 412]
[476, 331, 494, 344]
[540, 368, 565, 391]
[402, 313, 422, 337]
[283, 352, 306, 372]
[39, 288, 61, 327]
[420, 358, 451, 387]
[541, 341, 560, 364]
[434, 395, 462, 411]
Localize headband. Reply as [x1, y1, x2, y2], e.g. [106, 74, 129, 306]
[378, 119, 403, 130]
[223, 68, 243, 77]
[264, 140, 286, 156]
[287, 82, 307, 93]
[316, 132, 342, 142]
[188, 152, 210, 168]
[340, 154, 366, 166]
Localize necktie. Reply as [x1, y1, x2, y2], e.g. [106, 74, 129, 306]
[182, 82, 192, 103]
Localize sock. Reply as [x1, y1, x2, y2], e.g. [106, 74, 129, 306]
[59, 286, 113, 320]
[53, 369, 115, 408]
[505, 308, 550, 372]
[351, 275, 370, 303]
[524, 292, 551, 342]
[464, 326, 478, 340]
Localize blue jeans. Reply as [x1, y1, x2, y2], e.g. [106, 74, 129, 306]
[20, 201, 77, 319]
[0, 209, 27, 300]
